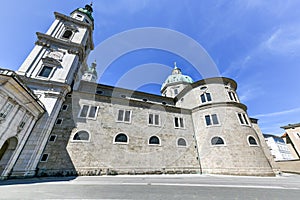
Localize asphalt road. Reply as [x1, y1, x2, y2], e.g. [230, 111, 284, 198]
[0, 174, 299, 199]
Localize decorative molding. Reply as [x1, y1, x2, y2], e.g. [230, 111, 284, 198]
[41, 57, 61, 66]
[46, 49, 65, 62]
[36, 32, 85, 61]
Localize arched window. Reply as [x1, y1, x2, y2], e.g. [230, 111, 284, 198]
[177, 138, 187, 147]
[211, 136, 225, 146]
[62, 30, 73, 39]
[114, 133, 128, 143]
[248, 136, 258, 146]
[149, 136, 160, 145]
[73, 131, 89, 141]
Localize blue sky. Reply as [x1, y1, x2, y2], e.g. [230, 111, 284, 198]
[1, 0, 300, 135]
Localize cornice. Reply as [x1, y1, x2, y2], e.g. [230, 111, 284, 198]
[191, 101, 248, 112]
[20, 75, 71, 92]
[281, 123, 300, 129]
[35, 32, 86, 61]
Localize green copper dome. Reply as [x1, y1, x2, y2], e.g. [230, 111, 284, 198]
[161, 64, 193, 90]
[75, 4, 94, 21]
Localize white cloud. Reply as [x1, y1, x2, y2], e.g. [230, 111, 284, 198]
[261, 25, 300, 55]
[253, 107, 300, 118]
[221, 55, 252, 78]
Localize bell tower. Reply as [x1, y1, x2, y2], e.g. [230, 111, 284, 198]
[11, 4, 95, 177]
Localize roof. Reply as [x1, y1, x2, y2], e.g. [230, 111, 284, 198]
[161, 66, 193, 91]
[281, 123, 300, 129]
[0, 68, 45, 114]
[73, 4, 94, 21]
[174, 77, 237, 102]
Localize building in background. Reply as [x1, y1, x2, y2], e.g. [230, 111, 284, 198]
[264, 134, 295, 161]
[281, 123, 300, 159]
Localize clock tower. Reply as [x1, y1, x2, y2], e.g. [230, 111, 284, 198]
[11, 4, 95, 177]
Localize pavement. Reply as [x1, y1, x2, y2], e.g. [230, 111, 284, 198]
[0, 173, 299, 199]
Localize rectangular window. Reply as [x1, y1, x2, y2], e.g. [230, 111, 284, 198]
[155, 114, 160, 125]
[79, 105, 89, 118]
[117, 109, 131, 123]
[174, 117, 184, 128]
[174, 88, 178, 95]
[61, 104, 68, 111]
[205, 114, 219, 126]
[149, 113, 153, 124]
[79, 105, 99, 119]
[56, 118, 63, 125]
[228, 92, 233, 101]
[200, 93, 212, 103]
[237, 113, 250, 125]
[38, 66, 53, 78]
[205, 115, 211, 126]
[211, 114, 219, 124]
[19, 114, 29, 129]
[40, 154, 49, 162]
[124, 110, 131, 122]
[0, 102, 14, 119]
[148, 113, 160, 126]
[49, 135, 57, 142]
[228, 91, 238, 102]
[242, 114, 249, 125]
[61, 29, 73, 40]
[117, 110, 124, 121]
[88, 106, 98, 118]
[206, 93, 212, 101]
[201, 94, 206, 103]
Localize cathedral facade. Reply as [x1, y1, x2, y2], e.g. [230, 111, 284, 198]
[0, 4, 276, 179]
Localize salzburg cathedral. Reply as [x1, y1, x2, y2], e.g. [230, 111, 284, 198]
[0, 4, 277, 179]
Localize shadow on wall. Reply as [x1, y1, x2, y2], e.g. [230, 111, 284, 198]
[36, 93, 78, 178]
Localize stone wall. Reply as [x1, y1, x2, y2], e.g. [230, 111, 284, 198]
[37, 90, 201, 176]
[276, 159, 300, 174]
